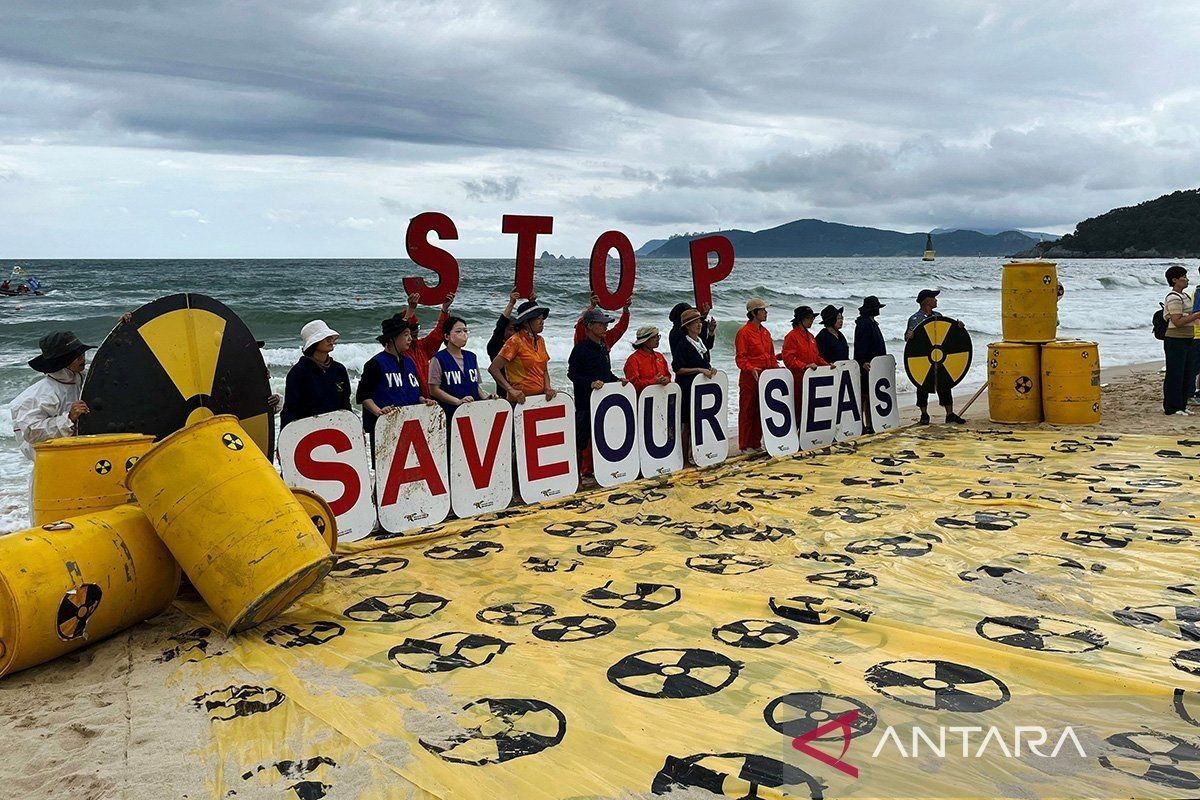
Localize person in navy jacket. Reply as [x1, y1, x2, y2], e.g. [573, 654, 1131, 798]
[356, 314, 437, 450]
[428, 316, 495, 419]
[280, 319, 352, 429]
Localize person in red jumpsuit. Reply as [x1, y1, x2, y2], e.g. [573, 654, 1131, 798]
[781, 305, 828, 423]
[734, 298, 779, 452]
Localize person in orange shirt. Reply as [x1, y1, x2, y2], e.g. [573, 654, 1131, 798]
[781, 305, 827, 423]
[489, 299, 557, 403]
[573, 293, 631, 348]
[624, 326, 672, 392]
[734, 297, 779, 452]
[401, 291, 454, 392]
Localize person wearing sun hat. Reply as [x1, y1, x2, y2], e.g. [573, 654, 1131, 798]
[815, 304, 849, 363]
[280, 319, 352, 429]
[623, 325, 672, 393]
[490, 299, 557, 404]
[9, 331, 95, 464]
[853, 296, 887, 433]
[568, 307, 626, 477]
[734, 297, 779, 451]
[905, 288, 966, 424]
[356, 314, 437, 454]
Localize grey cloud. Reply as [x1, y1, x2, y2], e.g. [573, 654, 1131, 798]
[462, 176, 523, 201]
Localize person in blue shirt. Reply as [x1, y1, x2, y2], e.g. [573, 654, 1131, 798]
[815, 305, 850, 363]
[356, 314, 437, 449]
[429, 316, 495, 419]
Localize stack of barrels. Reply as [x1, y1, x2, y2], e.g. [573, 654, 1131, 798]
[988, 261, 1102, 425]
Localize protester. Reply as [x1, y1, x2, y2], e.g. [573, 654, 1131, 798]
[815, 305, 849, 363]
[853, 296, 888, 433]
[573, 293, 630, 347]
[489, 299, 556, 404]
[671, 307, 718, 457]
[623, 326, 672, 392]
[1190, 287, 1200, 404]
[280, 320, 351, 429]
[357, 315, 436, 455]
[905, 289, 966, 424]
[486, 290, 524, 400]
[1162, 265, 1200, 415]
[568, 308, 626, 477]
[402, 291, 454, 392]
[734, 298, 779, 451]
[429, 315, 494, 419]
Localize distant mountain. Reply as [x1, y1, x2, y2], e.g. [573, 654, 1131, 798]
[634, 238, 669, 256]
[1019, 188, 1200, 258]
[932, 226, 1057, 241]
[644, 219, 1037, 258]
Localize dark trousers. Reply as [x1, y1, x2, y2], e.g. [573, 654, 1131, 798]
[916, 371, 953, 410]
[1188, 339, 1200, 399]
[1163, 337, 1198, 413]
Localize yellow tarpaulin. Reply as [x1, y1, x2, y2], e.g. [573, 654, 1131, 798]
[154, 428, 1200, 797]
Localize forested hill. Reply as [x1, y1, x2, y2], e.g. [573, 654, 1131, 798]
[1024, 189, 1200, 258]
[645, 219, 1037, 258]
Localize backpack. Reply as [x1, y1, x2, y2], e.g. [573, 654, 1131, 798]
[1154, 291, 1186, 340]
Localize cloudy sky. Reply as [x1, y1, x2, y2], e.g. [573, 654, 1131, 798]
[2, 1, 1198, 257]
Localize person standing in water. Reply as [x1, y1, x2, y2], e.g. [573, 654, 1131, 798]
[429, 315, 495, 419]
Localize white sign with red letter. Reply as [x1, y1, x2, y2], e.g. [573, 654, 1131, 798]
[514, 394, 579, 504]
[591, 382, 640, 488]
[638, 383, 683, 476]
[689, 371, 729, 467]
[449, 399, 514, 517]
[278, 410, 375, 542]
[374, 404, 450, 534]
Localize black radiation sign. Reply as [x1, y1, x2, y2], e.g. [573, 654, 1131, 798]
[903, 316, 972, 392]
[651, 752, 824, 799]
[763, 691, 877, 740]
[262, 621, 346, 649]
[193, 685, 285, 722]
[533, 615, 616, 643]
[343, 592, 448, 622]
[476, 602, 556, 626]
[424, 540, 503, 560]
[56, 583, 102, 640]
[576, 538, 654, 559]
[712, 619, 798, 649]
[865, 659, 1010, 712]
[1112, 605, 1200, 641]
[80, 293, 275, 458]
[583, 580, 681, 611]
[419, 698, 566, 766]
[686, 553, 771, 575]
[1099, 730, 1200, 790]
[769, 595, 872, 626]
[975, 615, 1107, 653]
[329, 556, 409, 578]
[543, 520, 617, 537]
[608, 648, 741, 699]
[388, 631, 510, 673]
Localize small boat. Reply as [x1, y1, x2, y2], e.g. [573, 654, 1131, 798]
[1, 287, 44, 297]
[922, 233, 936, 261]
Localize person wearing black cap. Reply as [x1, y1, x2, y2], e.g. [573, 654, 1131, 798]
[356, 314, 437, 451]
[9, 331, 95, 464]
[905, 289, 966, 424]
[815, 305, 849, 363]
[568, 308, 628, 476]
[854, 296, 887, 433]
[490, 299, 556, 404]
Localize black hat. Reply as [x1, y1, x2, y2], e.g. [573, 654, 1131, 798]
[859, 296, 885, 313]
[514, 299, 550, 327]
[916, 288, 940, 303]
[376, 313, 416, 344]
[820, 305, 843, 327]
[29, 331, 94, 373]
[669, 302, 692, 327]
[791, 305, 817, 324]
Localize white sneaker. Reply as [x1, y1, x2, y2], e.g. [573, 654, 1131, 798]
[1172, 410, 1192, 416]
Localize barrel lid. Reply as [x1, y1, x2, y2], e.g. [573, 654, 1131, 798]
[1004, 259, 1058, 268]
[987, 341, 1040, 349]
[1042, 339, 1098, 349]
[34, 433, 156, 452]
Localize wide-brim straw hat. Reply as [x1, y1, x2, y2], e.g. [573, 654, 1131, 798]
[679, 308, 704, 327]
[633, 325, 660, 346]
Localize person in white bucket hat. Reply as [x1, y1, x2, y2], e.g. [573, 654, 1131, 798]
[280, 319, 352, 428]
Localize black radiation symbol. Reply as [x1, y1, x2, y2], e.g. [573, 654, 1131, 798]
[56, 583, 102, 640]
[976, 615, 1107, 653]
[841, 475, 903, 488]
[845, 534, 938, 558]
[522, 556, 581, 573]
[621, 513, 673, 527]
[609, 488, 668, 505]
[865, 659, 1010, 712]
[1096, 461, 1141, 472]
[797, 551, 855, 566]
[807, 569, 877, 590]
[985, 453, 1044, 464]
[1043, 470, 1105, 484]
[1113, 605, 1200, 641]
[577, 538, 654, 559]
[1176, 689, 1200, 727]
[651, 752, 824, 799]
[419, 698, 566, 766]
[543, 520, 616, 538]
[583, 580, 681, 611]
[311, 515, 326, 534]
[263, 621, 346, 648]
[1172, 649, 1200, 677]
[94, 459, 112, 475]
[240, 756, 336, 799]
[192, 685, 285, 722]
[808, 506, 882, 524]
[388, 631, 511, 673]
[712, 619, 798, 649]
[1014, 376, 1032, 394]
[959, 552, 1085, 583]
[686, 553, 771, 575]
[608, 648, 741, 699]
[903, 316, 972, 391]
[1052, 439, 1094, 453]
[222, 432, 244, 451]
[1099, 731, 1200, 790]
[737, 486, 811, 501]
[769, 595, 872, 626]
[1061, 529, 1130, 549]
[936, 510, 1028, 531]
[330, 556, 409, 578]
[533, 615, 616, 643]
[124, 455, 140, 471]
[344, 592, 449, 622]
[763, 691, 877, 740]
[424, 540, 503, 560]
[476, 602, 556, 626]
[691, 499, 754, 515]
[1129, 477, 1184, 489]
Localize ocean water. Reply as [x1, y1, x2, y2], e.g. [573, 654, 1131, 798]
[0, 256, 1190, 532]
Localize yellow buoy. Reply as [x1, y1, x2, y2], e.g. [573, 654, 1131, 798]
[986, 342, 1042, 423]
[1001, 261, 1058, 343]
[292, 488, 338, 553]
[31, 433, 156, 526]
[126, 415, 334, 633]
[0, 505, 180, 678]
[1041, 340, 1101, 425]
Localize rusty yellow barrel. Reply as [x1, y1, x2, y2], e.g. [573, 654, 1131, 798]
[987, 342, 1042, 424]
[31, 433, 156, 526]
[1001, 261, 1058, 343]
[0, 505, 180, 678]
[1041, 340, 1101, 425]
[292, 488, 338, 554]
[127, 415, 334, 633]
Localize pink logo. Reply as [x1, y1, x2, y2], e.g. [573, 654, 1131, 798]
[791, 710, 859, 778]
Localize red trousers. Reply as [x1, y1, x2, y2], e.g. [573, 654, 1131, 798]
[738, 370, 762, 451]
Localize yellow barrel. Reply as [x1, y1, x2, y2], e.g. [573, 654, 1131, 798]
[0, 505, 180, 678]
[126, 415, 334, 634]
[31, 433, 156, 526]
[986, 342, 1042, 423]
[292, 488, 338, 553]
[1001, 261, 1058, 343]
[1041, 340, 1101, 425]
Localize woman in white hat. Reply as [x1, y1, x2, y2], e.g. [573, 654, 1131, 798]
[280, 319, 352, 428]
[623, 325, 672, 393]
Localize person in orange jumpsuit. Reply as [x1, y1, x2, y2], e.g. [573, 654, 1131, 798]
[623, 326, 672, 392]
[401, 291, 453, 392]
[781, 305, 828, 423]
[734, 298, 779, 451]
